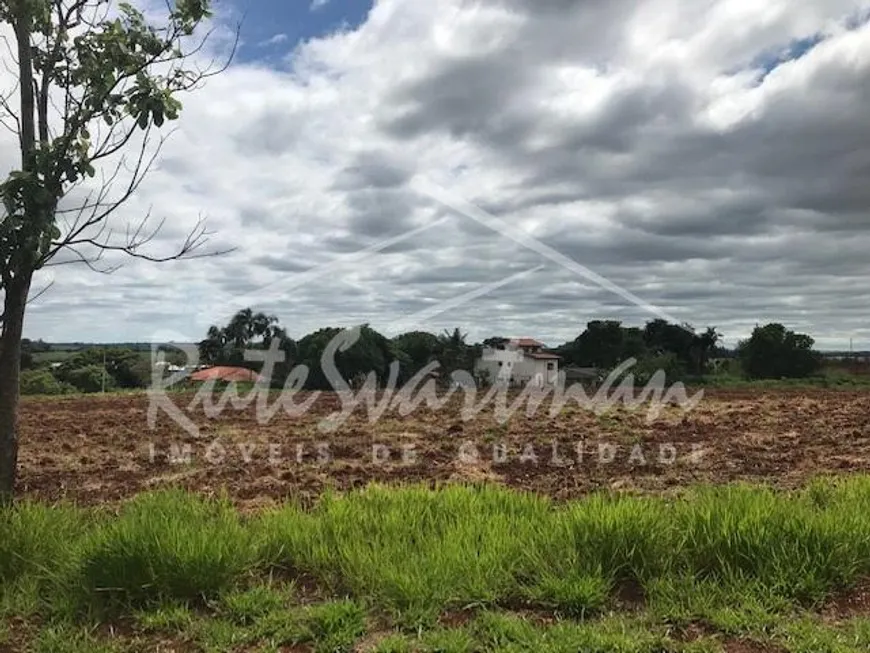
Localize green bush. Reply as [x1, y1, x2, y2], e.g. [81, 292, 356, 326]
[61, 365, 117, 394]
[19, 370, 75, 396]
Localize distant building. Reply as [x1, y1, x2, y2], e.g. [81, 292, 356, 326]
[475, 338, 560, 387]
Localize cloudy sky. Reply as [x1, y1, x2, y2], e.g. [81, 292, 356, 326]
[6, 0, 870, 348]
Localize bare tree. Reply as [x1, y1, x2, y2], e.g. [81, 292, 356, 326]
[0, 0, 235, 504]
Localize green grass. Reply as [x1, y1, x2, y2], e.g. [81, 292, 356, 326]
[695, 369, 870, 389]
[4, 478, 870, 650]
[76, 489, 255, 615]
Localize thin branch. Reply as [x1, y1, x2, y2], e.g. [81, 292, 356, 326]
[58, 216, 234, 264]
[42, 243, 120, 274]
[0, 278, 56, 328]
[0, 81, 22, 136]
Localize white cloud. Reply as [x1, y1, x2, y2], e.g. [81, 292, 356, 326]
[310, 0, 331, 11]
[4, 0, 870, 348]
[258, 33, 289, 47]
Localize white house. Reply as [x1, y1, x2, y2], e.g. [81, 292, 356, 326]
[475, 338, 560, 387]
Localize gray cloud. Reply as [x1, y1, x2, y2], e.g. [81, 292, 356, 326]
[7, 0, 870, 349]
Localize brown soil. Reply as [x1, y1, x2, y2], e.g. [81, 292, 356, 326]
[821, 577, 870, 621]
[16, 387, 870, 506]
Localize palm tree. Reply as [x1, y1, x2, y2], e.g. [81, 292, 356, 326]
[438, 327, 472, 374]
[225, 308, 254, 349]
[198, 325, 227, 364]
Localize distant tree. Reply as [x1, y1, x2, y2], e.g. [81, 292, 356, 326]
[296, 325, 395, 390]
[56, 347, 149, 388]
[391, 331, 440, 381]
[580, 320, 629, 368]
[621, 327, 647, 360]
[19, 369, 74, 395]
[685, 326, 722, 376]
[198, 325, 228, 364]
[643, 320, 722, 376]
[29, 339, 50, 353]
[643, 319, 695, 360]
[632, 352, 686, 383]
[18, 338, 35, 370]
[437, 327, 478, 378]
[199, 309, 295, 385]
[63, 364, 116, 393]
[737, 323, 821, 379]
[556, 319, 720, 378]
[557, 321, 649, 369]
[155, 344, 188, 367]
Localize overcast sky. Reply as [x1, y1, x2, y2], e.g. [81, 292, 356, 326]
[5, 0, 870, 349]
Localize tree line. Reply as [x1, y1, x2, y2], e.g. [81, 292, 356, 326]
[17, 343, 157, 395]
[192, 310, 824, 389]
[16, 311, 826, 396]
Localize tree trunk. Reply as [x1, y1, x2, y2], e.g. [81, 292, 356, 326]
[0, 275, 31, 506]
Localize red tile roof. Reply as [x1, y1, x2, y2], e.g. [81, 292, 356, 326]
[189, 366, 262, 383]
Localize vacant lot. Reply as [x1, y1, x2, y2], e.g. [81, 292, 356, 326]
[17, 387, 870, 506]
[7, 387, 870, 652]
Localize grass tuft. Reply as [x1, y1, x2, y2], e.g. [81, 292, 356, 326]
[75, 490, 255, 614]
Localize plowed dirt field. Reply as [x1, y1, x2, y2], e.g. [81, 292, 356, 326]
[17, 388, 870, 506]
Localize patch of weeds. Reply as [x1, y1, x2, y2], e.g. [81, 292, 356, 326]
[470, 612, 683, 652]
[549, 617, 679, 653]
[301, 599, 367, 653]
[134, 601, 194, 633]
[254, 485, 549, 618]
[776, 616, 870, 653]
[0, 576, 41, 619]
[31, 623, 120, 653]
[646, 575, 790, 635]
[524, 572, 611, 618]
[392, 604, 442, 632]
[470, 611, 539, 650]
[251, 610, 309, 647]
[0, 503, 93, 619]
[192, 617, 265, 652]
[419, 626, 477, 653]
[677, 639, 724, 653]
[191, 590, 307, 650]
[848, 618, 870, 646]
[218, 584, 292, 626]
[372, 633, 414, 652]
